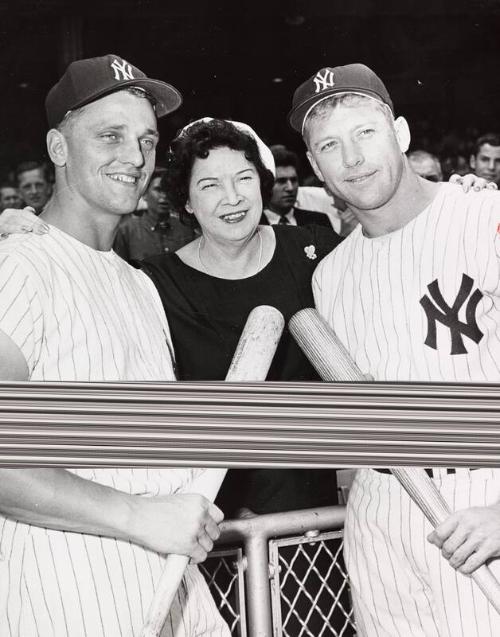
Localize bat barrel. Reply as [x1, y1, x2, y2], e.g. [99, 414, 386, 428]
[226, 305, 285, 381]
[289, 308, 364, 381]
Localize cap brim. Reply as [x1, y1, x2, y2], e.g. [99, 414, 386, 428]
[73, 78, 182, 119]
[125, 78, 183, 118]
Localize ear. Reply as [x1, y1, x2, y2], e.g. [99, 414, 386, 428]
[185, 200, 194, 214]
[394, 116, 411, 153]
[46, 129, 68, 167]
[306, 150, 325, 184]
[469, 154, 476, 170]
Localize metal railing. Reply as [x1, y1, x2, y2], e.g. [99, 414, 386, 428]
[200, 506, 355, 637]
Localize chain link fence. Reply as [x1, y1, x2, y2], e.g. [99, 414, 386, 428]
[201, 509, 356, 636]
[199, 547, 247, 636]
[270, 530, 356, 637]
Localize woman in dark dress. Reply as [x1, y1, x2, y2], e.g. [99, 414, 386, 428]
[142, 118, 342, 517]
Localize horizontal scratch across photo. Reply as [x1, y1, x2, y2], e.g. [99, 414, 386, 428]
[0, 380, 499, 467]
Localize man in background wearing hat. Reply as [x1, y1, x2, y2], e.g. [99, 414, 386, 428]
[0, 55, 228, 637]
[289, 64, 500, 636]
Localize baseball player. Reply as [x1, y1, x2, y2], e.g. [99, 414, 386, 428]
[288, 63, 500, 637]
[0, 55, 228, 637]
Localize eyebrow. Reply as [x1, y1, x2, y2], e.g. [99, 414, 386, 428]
[94, 123, 159, 137]
[312, 120, 380, 147]
[196, 168, 255, 185]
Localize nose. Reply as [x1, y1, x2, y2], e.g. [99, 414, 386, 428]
[283, 179, 295, 192]
[342, 140, 363, 168]
[223, 180, 243, 205]
[119, 137, 146, 167]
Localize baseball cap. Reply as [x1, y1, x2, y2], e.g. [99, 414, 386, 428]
[45, 54, 182, 129]
[288, 63, 394, 134]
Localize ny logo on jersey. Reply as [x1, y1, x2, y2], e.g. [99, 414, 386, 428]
[110, 58, 135, 81]
[419, 274, 483, 355]
[313, 69, 335, 93]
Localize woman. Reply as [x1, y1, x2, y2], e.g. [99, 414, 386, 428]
[141, 118, 342, 516]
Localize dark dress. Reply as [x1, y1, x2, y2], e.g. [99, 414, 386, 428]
[142, 224, 342, 515]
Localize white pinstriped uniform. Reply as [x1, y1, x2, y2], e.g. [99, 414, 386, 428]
[0, 226, 229, 637]
[313, 184, 500, 636]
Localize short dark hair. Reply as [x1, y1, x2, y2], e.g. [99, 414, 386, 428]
[472, 133, 500, 157]
[270, 145, 299, 171]
[149, 165, 168, 185]
[0, 180, 17, 192]
[16, 160, 52, 184]
[162, 119, 275, 225]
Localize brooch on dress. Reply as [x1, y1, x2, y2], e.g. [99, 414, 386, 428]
[304, 245, 317, 260]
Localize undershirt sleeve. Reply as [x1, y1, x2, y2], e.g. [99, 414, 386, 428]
[0, 253, 44, 374]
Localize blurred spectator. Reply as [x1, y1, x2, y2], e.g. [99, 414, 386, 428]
[469, 133, 500, 186]
[407, 150, 443, 182]
[299, 176, 358, 236]
[441, 155, 470, 181]
[0, 182, 22, 212]
[261, 145, 331, 227]
[113, 166, 197, 261]
[16, 161, 53, 214]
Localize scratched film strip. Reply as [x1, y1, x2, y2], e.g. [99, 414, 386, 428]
[0, 380, 499, 466]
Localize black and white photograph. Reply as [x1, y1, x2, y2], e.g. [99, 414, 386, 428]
[0, 1, 499, 635]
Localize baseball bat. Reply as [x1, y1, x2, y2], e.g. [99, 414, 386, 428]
[289, 307, 364, 381]
[289, 307, 500, 615]
[392, 467, 500, 615]
[141, 305, 285, 637]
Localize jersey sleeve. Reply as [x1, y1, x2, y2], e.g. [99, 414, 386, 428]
[494, 206, 500, 262]
[476, 192, 500, 291]
[0, 253, 44, 374]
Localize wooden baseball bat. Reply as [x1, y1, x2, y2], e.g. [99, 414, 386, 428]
[289, 307, 364, 381]
[141, 305, 285, 637]
[289, 307, 500, 615]
[392, 467, 500, 615]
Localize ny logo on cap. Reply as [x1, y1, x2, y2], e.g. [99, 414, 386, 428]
[110, 58, 135, 81]
[313, 69, 335, 93]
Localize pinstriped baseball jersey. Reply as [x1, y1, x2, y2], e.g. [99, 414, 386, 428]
[312, 183, 500, 382]
[312, 184, 500, 636]
[0, 226, 229, 637]
[0, 225, 176, 381]
[345, 467, 500, 637]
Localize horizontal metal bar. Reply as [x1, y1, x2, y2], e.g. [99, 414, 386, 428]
[216, 506, 347, 544]
[0, 380, 499, 466]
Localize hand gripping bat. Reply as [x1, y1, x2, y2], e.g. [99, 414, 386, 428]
[141, 305, 285, 637]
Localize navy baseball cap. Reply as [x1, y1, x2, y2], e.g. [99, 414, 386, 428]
[288, 63, 394, 134]
[45, 54, 182, 128]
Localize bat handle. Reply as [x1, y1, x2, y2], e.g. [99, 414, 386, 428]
[141, 554, 189, 637]
[140, 469, 227, 637]
[474, 568, 500, 615]
[392, 467, 500, 615]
